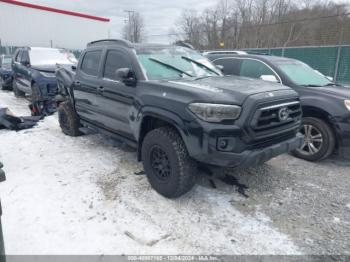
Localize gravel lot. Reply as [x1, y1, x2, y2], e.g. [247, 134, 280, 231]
[0, 90, 349, 255]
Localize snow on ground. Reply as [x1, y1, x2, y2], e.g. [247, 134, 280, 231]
[0, 91, 300, 255]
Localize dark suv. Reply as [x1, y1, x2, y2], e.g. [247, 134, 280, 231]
[57, 39, 303, 198]
[12, 47, 77, 100]
[205, 53, 350, 161]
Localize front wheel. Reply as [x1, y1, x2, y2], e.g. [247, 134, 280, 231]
[58, 101, 82, 136]
[292, 117, 335, 161]
[141, 127, 197, 198]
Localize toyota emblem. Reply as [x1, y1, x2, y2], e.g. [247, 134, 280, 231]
[278, 107, 290, 121]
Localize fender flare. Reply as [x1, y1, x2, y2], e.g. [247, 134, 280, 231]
[135, 106, 190, 160]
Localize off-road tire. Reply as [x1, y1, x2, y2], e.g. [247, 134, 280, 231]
[292, 117, 336, 161]
[58, 101, 82, 136]
[141, 127, 197, 198]
[13, 80, 25, 97]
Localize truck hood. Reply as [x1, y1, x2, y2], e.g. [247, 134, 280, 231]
[32, 64, 74, 73]
[315, 85, 350, 99]
[166, 76, 293, 104]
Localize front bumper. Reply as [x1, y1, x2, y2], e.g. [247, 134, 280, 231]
[37, 78, 58, 100]
[333, 113, 350, 159]
[191, 134, 303, 168]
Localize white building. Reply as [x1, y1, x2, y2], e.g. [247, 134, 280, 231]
[0, 0, 111, 50]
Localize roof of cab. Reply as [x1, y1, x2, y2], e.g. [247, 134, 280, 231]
[87, 39, 190, 50]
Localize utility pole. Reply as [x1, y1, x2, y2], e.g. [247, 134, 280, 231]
[124, 10, 135, 42]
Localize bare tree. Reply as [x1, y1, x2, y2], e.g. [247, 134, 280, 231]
[123, 11, 145, 43]
[174, 0, 350, 49]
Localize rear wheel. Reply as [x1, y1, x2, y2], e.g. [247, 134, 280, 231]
[141, 127, 197, 198]
[58, 101, 82, 136]
[292, 117, 335, 161]
[13, 80, 25, 97]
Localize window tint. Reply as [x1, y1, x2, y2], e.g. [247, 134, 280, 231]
[81, 50, 102, 76]
[213, 58, 241, 75]
[103, 50, 131, 80]
[20, 51, 29, 64]
[240, 59, 275, 79]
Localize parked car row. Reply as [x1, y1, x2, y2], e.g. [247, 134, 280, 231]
[1, 40, 349, 198]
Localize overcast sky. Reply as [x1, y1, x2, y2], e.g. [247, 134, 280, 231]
[19, 0, 350, 44]
[21, 0, 219, 43]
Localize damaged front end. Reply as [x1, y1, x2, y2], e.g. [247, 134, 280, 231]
[55, 65, 76, 104]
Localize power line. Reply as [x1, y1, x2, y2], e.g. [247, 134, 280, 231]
[147, 11, 350, 38]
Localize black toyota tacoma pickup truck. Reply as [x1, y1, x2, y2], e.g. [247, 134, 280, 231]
[56, 39, 303, 198]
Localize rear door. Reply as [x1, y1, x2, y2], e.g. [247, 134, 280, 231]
[96, 48, 136, 139]
[74, 48, 103, 126]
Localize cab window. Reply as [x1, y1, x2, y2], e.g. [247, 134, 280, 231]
[15, 50, 22, 62]
[213, 58, 241, 75]
[103, 50, 131, 80]
[81, 50, 102, 76]
[240, 59, 276, 79]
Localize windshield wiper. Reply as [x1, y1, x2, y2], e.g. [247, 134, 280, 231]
[323, 83, 339, 87]
[181, 56, 220, 76]
[301, 84, 323, 87]
[149, 57, 193, 77]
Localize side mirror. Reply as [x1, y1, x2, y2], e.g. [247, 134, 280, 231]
[260, 75, 279, 83]
[115, 68, 137, 87]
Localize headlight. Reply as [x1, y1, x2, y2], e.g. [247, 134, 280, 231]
[345, 100, 350, 111]
[40, 72, 55, 78]
[188, 103, 241, 122]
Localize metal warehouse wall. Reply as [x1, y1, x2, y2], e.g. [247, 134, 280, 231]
[0, 2, 110, 50]
[245, 45, 350, 86]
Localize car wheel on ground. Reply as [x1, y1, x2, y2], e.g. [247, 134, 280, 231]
[292, 117, 335, 161]
[12, 80, 25, 97]
[58, 101, 82, 136]
[141, 126, 197, 198]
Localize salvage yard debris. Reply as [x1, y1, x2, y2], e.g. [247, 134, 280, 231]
[0, 107, 41, 131]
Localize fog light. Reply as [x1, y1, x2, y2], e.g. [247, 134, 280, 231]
[219, 139, 228, 149]
[217, 137, 236, 152]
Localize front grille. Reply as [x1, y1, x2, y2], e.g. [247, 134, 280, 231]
[250, 101, 302, 135]
[46, 83, 58, 96]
